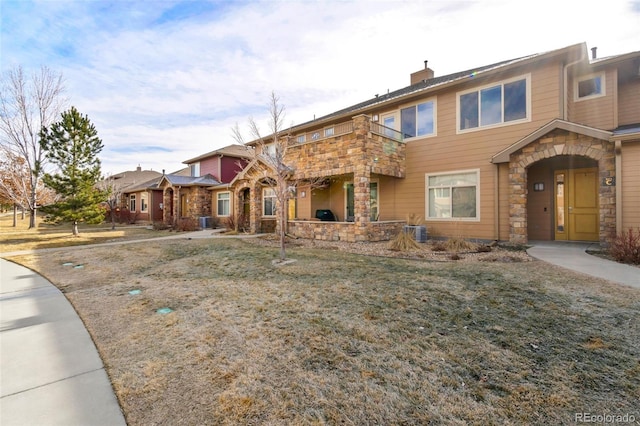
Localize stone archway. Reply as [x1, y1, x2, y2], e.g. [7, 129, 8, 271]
[508, 128, 615, 245]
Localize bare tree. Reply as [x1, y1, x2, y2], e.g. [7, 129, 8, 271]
[0, 65, 66, 228]
[233, 92, 296, 261]
[97, 173, 124, 230]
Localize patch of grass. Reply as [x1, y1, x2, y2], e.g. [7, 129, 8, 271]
[0, 214, 170, 252]
[9, 238, 640, 425]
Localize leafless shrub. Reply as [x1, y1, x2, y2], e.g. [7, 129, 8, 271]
[176, 217, 198, 232]
[608, 227, 640, 265]
[388, 230, 421, 251]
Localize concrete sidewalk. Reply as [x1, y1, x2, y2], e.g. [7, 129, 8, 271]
[527, 241, 639, 289]
[0, 259, 127, 426]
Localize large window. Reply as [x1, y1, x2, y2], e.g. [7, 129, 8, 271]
[217, 192, 230, 216]
[575, 72, 605, 100]
[129, 195, 136, 212]
[426, 170, 479, 220]
[401, 100, 435, 139]
[458, 75, 529, 131]
[263, 188, 276, 216]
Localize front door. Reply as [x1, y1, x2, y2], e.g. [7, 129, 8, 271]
[554, 168, 599, 241]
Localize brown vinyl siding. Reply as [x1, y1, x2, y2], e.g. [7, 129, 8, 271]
[618, 79, 640, 126]
[621, 141, 640, 229]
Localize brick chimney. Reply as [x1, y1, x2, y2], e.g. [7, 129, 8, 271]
[136, 165, 142, 172]
[410, 60, 435, 85]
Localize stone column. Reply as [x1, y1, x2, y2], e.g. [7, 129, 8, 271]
[249, 182, 261, 234]
[353, 165, 371, 242]
[508, 163, 528, 244]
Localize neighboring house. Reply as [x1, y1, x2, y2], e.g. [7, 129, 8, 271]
[99, 166, 162, 223]
[160, 145, 252, 225]
[224, 42, 639, 245]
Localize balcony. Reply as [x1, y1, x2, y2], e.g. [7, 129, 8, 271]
[286, 114, 406, 180]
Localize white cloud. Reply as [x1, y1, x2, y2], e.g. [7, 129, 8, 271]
[2, 0, 639, 174]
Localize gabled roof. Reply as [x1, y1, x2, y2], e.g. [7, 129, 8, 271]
[183, 144, 254, 164]
[491, 119, 613, 163]
[158, 173, 221, 187]
[122, 176, 162, 193]
[291, 43, 586, 130]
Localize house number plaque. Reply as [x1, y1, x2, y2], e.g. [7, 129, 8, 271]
[602, 177, 616, 186]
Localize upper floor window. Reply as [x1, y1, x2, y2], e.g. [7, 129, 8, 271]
[575, 72, 605, 100]
[324, 127, 334, 137]
[458, 75, 530, 132]
[401, 99, 435, 139]
[297, 134, 306, 143]
[190, 162, 200, 177]
[264, 143, 277, 159]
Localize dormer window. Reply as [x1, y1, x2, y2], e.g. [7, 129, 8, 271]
[190, 162, 200, 177]
[575, 72, 605, 100]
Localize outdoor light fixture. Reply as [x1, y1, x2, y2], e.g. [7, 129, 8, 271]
[533, 182, 544, 191]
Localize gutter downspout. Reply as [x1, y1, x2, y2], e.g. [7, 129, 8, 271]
[615, 140, 622, 235]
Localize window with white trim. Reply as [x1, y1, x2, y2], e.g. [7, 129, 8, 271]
[264, 143, 277, 158]
[401, 99, 436, 138]
[324, 127, 334, 137]
[217, 192, 230, 216]
[297, 134, 306, 143]
[129, 195, 136, 212]
[575, 72, 605, 100]
[141, 193, 148, 212]
[190, 162, 200, 177]
[263, 188, 276, 216]
[458, 75, 529, 131]
[426, 170, 479, 220]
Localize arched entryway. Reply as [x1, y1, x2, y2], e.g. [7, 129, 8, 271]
[527, 156, 599, 241]
[506, 126, 616, 245]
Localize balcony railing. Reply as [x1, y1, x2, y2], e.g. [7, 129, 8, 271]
[370, 122, 404, 142]
[294, 121, 354, 144]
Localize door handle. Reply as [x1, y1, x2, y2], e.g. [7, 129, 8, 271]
[568, 206, 573, 212]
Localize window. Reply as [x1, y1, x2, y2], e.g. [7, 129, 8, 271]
[141, 193, 148, 212]
[217, 192, 230, 216]
[401, 100, 435, 138]
[264, 143, 277, 158]
[324, 127, 334, 137]
[575, 72, 605, 100]
[458, 75, 529, 131]
[263, 188, 276, 216]
[129, 195, 136, 212]
[297, 134, 306, 143]
[426, 170, 479, 220]
[311, 131, 320, 140]
[190, 162, 200, 177]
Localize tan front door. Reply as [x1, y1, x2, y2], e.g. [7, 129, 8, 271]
[554, 168, 599, 241]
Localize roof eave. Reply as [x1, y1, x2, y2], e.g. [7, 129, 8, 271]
[491, 119, 613, 163]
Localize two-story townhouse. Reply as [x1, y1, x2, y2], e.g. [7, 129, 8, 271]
[158, 144, 252, 226]
[228, 42, 639, 245]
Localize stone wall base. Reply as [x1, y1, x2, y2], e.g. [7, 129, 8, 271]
[288, 220, 405, 242]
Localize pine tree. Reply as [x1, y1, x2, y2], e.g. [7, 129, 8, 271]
[39, 106, 107, 235]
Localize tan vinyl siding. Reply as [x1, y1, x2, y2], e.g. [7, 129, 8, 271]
[497, 163, 510, 240]
[621, 141, 640, 229]
[570, 69, 616, 129]
[618, 79, 640, 126]
[382, 62, 563, 240]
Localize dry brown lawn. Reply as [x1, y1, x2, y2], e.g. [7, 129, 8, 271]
[0, 214, 169, 252]
[7, 237, 640, 425]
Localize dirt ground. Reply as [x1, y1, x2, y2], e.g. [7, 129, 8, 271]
[8, 236, 639, 425]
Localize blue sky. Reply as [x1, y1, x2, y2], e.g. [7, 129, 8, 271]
[2, 0, 639, 175]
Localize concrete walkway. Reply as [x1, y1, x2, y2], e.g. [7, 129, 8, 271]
[0, 258, 127, 426]
[527, 241, 639, 289]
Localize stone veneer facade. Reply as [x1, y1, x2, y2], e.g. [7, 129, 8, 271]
[509, 129, 615, 245]
[232, 114, 407, 242]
